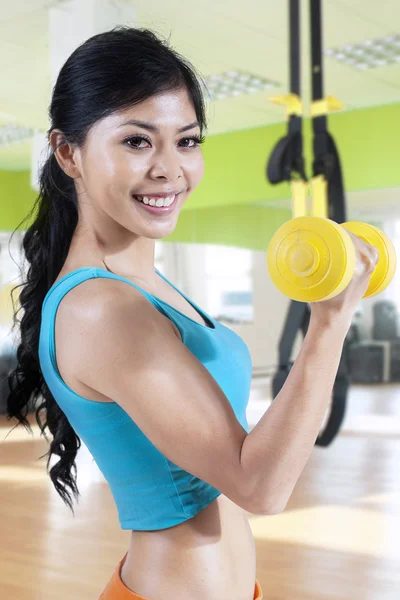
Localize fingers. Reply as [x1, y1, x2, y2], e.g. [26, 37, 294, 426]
[347, 232, 379, 275]
[364, 245, 379, 273]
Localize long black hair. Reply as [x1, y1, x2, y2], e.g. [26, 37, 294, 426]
[6, 26, 208, 513]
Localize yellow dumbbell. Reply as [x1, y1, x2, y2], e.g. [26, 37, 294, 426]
[267, 216, 397, 302]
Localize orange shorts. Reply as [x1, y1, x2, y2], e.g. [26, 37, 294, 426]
[100, 552, 263, 599]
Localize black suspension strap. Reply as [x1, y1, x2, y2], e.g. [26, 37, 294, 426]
[310, 0, 346, 223]
[309, 0, 349, 445]
[270, 0, 350, 447]
[266, 0, 308, 218]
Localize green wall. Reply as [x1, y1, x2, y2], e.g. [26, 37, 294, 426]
[166, 204, 292, 251]
[1, 102, 399, 250]
[1, 170, 37, 232]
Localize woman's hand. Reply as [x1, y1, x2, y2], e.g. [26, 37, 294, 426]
[310, 230, 379, 331]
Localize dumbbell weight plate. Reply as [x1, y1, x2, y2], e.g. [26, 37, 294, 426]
[267, 216, 356, 302]
[341, 222, 397, 298]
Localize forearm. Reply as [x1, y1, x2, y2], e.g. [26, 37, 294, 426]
[240, 315, 349, 514]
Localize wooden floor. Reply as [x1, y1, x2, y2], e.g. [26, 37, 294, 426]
[1, 381, 400, 599]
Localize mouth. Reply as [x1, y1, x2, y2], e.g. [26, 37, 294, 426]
[131, 192, 181, 214]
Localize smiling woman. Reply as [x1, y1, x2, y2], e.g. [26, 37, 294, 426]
[3, 19, 375, 600]
[5, 26, 263, 600]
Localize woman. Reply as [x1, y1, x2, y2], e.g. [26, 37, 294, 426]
[6, 27, 377, 600]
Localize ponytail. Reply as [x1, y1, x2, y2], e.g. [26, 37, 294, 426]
[7, 148, 81, 512]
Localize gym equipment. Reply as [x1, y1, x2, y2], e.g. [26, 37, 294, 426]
[390, 341, 400, 382]
[309, 0, 346, 224]
[267, 0, 308, 219]
[269, 0, 351, 446]
[267, 217, 397, 303]
[372, 300, 399, 341]
[272, 297, 351, 447]
[349, 341, 391, 384]
[342, 223, 396, 297]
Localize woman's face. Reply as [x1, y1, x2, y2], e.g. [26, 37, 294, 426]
[72, 87, 205, 240]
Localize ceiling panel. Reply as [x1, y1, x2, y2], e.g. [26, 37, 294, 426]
[0, 6, 49, 44]
[140, 7, 288, 84]
[206, 91, 284, 134]
[1, 0, 400, 172]
[330, 0, 400, 31]
[323, 60, 400, 107]
[322, 1, 390, 47]
[366, 64, 400, 90]
[0, 0, 51, 23]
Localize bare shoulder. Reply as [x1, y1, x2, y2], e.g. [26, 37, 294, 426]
[57, 276, 133, 320]
[56, 275, 179, 341]
[54, 276, 180, 402]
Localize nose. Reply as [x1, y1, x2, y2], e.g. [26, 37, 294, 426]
[149, 147, 183, 181]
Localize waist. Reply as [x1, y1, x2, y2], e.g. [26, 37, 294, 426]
[124, 495, 257, 599]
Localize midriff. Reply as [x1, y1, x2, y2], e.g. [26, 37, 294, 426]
[121, 494, 257, 600]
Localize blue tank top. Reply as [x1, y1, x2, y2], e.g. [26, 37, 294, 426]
[38, 267, 252, 531]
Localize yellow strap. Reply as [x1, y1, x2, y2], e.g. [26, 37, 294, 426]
[310, 175, 328, 218]
[291, 179, 308, 218]
[269, 93, 303, 118]
[310, 95, 344, 118]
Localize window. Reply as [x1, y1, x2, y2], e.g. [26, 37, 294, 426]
[205, 245, 253, 323]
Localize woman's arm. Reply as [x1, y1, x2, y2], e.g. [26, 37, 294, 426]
[239, 315, 348, 514]
[240, 230, 379, 514]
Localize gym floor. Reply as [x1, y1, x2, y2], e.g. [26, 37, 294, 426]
[1, 382, 399, 600]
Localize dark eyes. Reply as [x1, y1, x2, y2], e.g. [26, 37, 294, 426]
[123, 134, 205, 150]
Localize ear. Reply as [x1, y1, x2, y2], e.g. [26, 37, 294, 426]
[49, 129, 81, 179]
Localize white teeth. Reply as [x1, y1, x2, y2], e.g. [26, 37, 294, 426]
[136, 194, 176, 207]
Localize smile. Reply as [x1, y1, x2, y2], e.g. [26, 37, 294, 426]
[131, 193, 179, 214]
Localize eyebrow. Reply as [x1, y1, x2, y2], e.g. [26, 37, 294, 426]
[117, 119, 200, 134]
